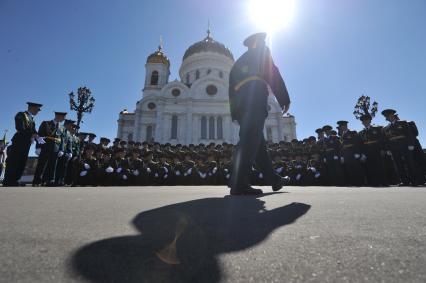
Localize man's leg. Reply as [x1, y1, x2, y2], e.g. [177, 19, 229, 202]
[230, 104, 266, 192]
[254, 136, 281, 185]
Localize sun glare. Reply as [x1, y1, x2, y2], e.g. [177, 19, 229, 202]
[248, 0, 296, 34]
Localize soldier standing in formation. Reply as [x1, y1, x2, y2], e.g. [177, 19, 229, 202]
[3, 102, 45, 186]
[228, 32, 291, 195]
[32, 111, 67, 186]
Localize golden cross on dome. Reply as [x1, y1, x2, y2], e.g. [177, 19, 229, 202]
[158, 35, 163, 51]
[207, 20, 211, 38]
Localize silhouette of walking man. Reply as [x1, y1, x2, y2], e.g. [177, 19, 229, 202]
[229, 33, 291, 195]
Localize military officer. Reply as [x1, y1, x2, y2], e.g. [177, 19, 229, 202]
[3, 102, 44, 186]
[358, 114, 388, 186]
[228, 32, 291, 195]
[32, 111, 67, 186]
[55, 119, 75, 186]
[322, 125, 345, 186]
[337, 121, 365, 186]
[382, 109, 420, 186]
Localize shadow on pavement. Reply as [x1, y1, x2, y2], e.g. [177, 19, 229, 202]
[71, 193, 311, 283]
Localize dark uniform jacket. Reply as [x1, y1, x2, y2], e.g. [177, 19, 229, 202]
[12, 111, 37, 145]
[229, 45, 290, 121]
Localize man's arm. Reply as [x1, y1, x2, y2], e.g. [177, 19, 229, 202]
[262, 49, 291, 113]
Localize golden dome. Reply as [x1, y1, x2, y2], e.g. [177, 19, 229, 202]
[147, 46, 170, 68]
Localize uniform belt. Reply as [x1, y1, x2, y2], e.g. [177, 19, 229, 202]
[364, 140, 378, 145]
[342, 144, 355, 149]
[389, 135, 406, 141]
[45, 136, 61, 143]
[234, 76, 266, 92]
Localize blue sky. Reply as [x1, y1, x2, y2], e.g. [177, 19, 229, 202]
[1, 0, 425, 146]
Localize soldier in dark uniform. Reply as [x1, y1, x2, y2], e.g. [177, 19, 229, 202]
[32, 111, 67, 186]
[3, 102, 44, 186]
[228, 32, 291, 195]
[65, 124, 81, 186]
[337, 121, 365, 186]
[55, 119, 75, 186]
[358, 114, 388, 186]
[382, 109, 420, 186]
[322, 125, 346, 186]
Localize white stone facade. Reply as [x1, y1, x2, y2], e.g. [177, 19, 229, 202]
[117, 35, 297, 145]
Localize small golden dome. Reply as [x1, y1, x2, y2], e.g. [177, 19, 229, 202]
[147, 46, 170, 68]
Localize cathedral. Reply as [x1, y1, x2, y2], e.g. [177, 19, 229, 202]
[116, 31, 297, 145]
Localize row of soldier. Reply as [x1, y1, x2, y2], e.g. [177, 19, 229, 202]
[1, 102, 425, 187]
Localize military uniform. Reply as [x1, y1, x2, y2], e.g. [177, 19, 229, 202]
[3, 102, 42, 186]
[338, 121, 365, 186]
[322, 126, 345, 186]
[358, 115, 388, 186]
[33, 115, 66, 186]
[229, 33, 290, 194]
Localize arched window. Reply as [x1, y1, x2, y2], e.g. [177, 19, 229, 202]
[128, 133, 133, 142]
[209, 117, 215, 139]
[217, 117, 223, 139]
[171, 115, 178, 139]
[150, 71, 159, 85]
[195, 70, 200, 80]
[219, 71, 224, 78]
[201, 116, 207, 139]
[186, 73, 190, 85]
[146, 126, 153, 141]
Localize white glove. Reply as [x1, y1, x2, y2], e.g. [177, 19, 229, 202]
[296, 174, 302, 181]
[360, 154, 367, 162]
[117, 167, 122, 173]
[340, 157, 345, 164]
[66, 153, 73, 160]
[133, 169, 140, 176]
[224, 169, 229, 173]
[276, 167, 283, 173]
[333, 155, 339, 160]
[354, 153, 361, 159]
[408, 146, 415, 151]
[80, 171, 87, 177]
[175, 170, 181, 176]
[105, 166, 114, 173]
[36, 137, 46, 145]
[58, 151, 64, 157]
[315, 172, 321, 179]
[259, 173, 263, 179]
[323, 158, 327, 163]
[122, 175, 128, 180]
[163, 167, 169, 174]
[84, 163, 90, 170]
[146, 167, 151, 173]
[164, 174, 168, 179]
[154, 173, 159, 178]
[188, 168, 192, 175]
[309, 167, 316, 173]
[35, 148, 41, 156]
[386, 151, 392, 156]
[226, 174, 230, 179]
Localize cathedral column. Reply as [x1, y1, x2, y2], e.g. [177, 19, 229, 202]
[224, 115, 231, 143]
[192, 114, 199, 144]
[277, 113, 284, 141]
[186, 103, 193, 144]
[155, 103, 165, 142]
[163, 113, 171, 143]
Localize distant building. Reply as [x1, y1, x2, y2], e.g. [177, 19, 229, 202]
[117, 31, 297, 144]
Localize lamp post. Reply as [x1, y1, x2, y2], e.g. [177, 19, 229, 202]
[69, 86, 95, 130]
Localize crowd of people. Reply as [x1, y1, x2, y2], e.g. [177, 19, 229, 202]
[1, 102, 425, 187]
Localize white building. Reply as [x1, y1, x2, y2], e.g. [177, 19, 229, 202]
[117, 31, 297, 144]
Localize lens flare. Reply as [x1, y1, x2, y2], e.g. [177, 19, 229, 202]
[248, 0, 296, 34]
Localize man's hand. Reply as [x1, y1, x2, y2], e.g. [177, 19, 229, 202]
[282, 103, 291, 114]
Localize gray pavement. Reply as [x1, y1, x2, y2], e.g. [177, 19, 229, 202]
[0, 186, 425, 283]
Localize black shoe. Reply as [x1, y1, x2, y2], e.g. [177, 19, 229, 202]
[272, 176, 290, 192]
[230, 187, 263, 196]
